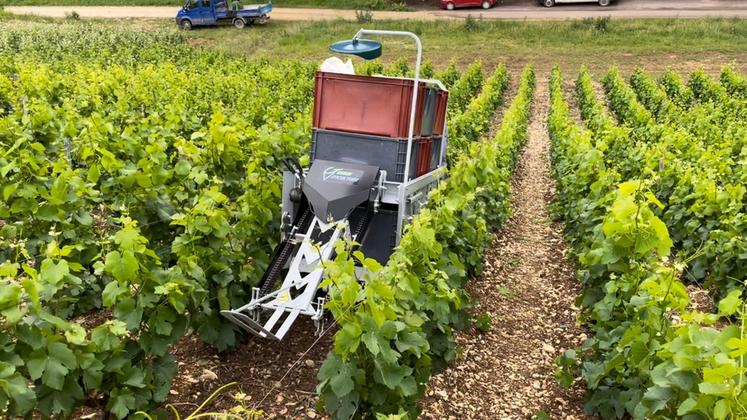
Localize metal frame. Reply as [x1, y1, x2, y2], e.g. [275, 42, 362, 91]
[223, 29, 449, 341]
[222, 219, 350, 340]
[351, 29, 451, 242]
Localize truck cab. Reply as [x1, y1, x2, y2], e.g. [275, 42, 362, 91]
[176, 0, 271, 30]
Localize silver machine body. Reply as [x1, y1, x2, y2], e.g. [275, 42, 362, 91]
[221, 29, 449, 340]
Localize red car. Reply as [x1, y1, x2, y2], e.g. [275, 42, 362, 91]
[441, 0, 496, 10]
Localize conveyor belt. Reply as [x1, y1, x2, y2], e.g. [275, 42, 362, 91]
[257, 206, 312, 297]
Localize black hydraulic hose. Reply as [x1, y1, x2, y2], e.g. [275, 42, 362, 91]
[351, 205, 373, 242]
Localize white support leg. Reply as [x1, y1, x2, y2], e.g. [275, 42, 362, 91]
[221, 217, 349, 340]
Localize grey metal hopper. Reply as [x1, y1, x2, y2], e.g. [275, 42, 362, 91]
[302, 159, 380, 222]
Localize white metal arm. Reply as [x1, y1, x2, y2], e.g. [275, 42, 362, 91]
[353, 29, 422, 185]
[354, 29, 422, 243]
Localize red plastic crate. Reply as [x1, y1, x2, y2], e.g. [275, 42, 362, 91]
[416, 137, 432, 177]
[313, 72, 427, 138]
[432, 90, 449, 136]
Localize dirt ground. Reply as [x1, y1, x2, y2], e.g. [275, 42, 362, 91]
[168, 318, 332, 418]
[6, 0, 747, 20]
[420, 75, 589, 419]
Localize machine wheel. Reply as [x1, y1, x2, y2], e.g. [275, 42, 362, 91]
[180, 19, 192, 30]
[445, 2, 455, 10]
[598, 0, 610, 5]
[233, 18, 246, 29]
[481, 0, 491, 9]
[543, 0, 555, 7]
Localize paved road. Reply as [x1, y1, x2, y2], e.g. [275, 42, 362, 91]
[5, 0, 747, 21]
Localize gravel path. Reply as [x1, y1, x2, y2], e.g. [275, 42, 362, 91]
[2, 6, 444, 20]
[420, 76, 590, 419]
[6, 0, 747, 21]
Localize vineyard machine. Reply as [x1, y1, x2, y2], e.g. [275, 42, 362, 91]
[221, 30, 450, 340]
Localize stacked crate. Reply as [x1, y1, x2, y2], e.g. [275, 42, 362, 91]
[311, 72, 448, 182]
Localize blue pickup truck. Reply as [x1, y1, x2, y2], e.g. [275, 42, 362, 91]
[176, 0, 271, 30]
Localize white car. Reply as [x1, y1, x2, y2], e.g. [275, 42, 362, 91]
[542, 0, 613, 6]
